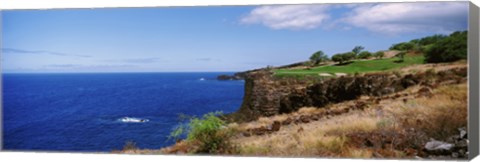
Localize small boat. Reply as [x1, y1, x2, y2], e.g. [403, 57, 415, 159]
[199, 78, 206, 81]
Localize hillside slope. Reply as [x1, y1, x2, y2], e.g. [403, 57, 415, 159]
[119, 62, 468, 160]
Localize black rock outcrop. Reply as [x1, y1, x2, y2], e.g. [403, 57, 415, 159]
[227, 67, 466, 122]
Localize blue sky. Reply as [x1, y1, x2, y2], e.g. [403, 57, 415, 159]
[1, 2, 469, 73]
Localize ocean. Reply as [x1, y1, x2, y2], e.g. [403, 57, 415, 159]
[2, 73, 245, 152]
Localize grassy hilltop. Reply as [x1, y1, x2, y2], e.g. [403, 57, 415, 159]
[274, 55, 425, 78]
[273, 30, 466, 79]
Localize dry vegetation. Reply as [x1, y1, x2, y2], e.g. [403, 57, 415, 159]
[230, 82, 467, 159]
[118, 63, 468, 159]
[120, 81, 467, 159]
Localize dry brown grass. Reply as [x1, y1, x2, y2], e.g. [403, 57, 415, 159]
[235, 107, 328, 131]
[236, 114, 289, 131]
[388, 83, 468, 140]
[121, 75, 467, 158]
[231, 109, 383, 157]
[398, 61, 466, 74]
[229, 82, 467, 158]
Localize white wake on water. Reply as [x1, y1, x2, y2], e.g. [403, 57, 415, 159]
[119, 117, 149, 123]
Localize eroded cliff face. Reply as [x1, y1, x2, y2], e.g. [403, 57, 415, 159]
[228, 67, 467, 122]
[229, 71, 316, 122]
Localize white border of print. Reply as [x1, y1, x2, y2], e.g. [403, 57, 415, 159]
[0, 0, 473, 9]
[0, 1, 478, 162]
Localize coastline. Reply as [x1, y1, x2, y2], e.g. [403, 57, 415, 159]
[121, 60, 468, 159]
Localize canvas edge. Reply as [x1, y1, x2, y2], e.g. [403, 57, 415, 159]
[468, 1, 479, 160]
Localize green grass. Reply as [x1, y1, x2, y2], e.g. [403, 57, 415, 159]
[274, 55, 425, 77]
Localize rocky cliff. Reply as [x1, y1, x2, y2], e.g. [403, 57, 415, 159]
[228, 67, 467, 122]
[227, 70, 318, 121]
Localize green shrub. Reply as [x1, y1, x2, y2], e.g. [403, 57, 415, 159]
[373, 51, 385, 59]
[168, 125, 186, 143]
[416, 34, 447, 46]
[310, 50, 329, 65]
[425, 31, 467, 63]
[179, 111, 236, 154]
[420, 44, 435, 54]
[358, 51, 372, 59]
[343, 52, 356, 61]
[331, 52, 355, 64]
[352, 46, 365, 57]
[331, 53, 345, 64]
[390, 42, 415, 51]
[389, 33, 448, 55]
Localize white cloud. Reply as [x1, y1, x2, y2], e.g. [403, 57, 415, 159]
[240, 5, 331, 30]
[341, 2, 468, 34]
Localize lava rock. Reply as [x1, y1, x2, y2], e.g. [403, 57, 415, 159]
[299, 115, 310, 123]
[271, 121, 281, 131]
[282, 118, 293, 125]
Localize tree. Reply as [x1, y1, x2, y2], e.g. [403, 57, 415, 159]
[352, 46, 365, 57]
[332, 52, 355, 64]
[388, 34, 447, 54]
[389, 42, 415, 51]
[425, 31, 467, 63]
[374, 51, 385, 59]
[342, 52, 356, 62]
[420, 44, 435, 54]
[331, 53, 345, 64]
[358, 51, 372, 59]
[417, 34, 447, 46]
[309, 50, 328, 65]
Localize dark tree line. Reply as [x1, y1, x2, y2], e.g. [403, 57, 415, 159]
[309, 45, 385, 65]
[389, 30, 467, 63]
[307, 30, 466, 66]
[424, 31, 467, 63]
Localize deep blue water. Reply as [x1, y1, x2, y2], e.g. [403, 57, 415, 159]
[2, 73, 244, 152]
